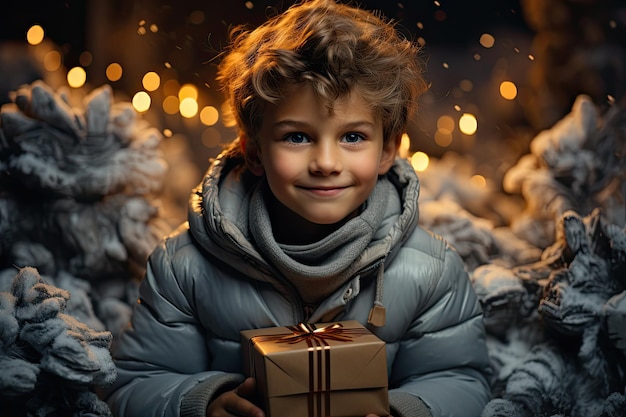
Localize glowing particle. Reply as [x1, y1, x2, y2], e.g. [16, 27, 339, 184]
[245, 1, 254, 10]
[459, 79, 473, 92]
[471, 175, 486, 188]
[162, 96, 180, 115]
[411, 152, 429, 172]
[179, 97, 198, 118]
[150, 24, 159, 33]
[43, 51, 62, 72]
[189, 11, 205, 24]
[106, 63, 123, 81]
[434, 130, 453, 147]
[178, 83, 198, 100]
[27, 25, 44, 45]
[200, 105, 219, 126]
[79, 51, 92, 66]
[163, 79, 181, 95]
[479, 33, 495, 48]
[67, 67, 87, 88]
[163, 129, 173, 138]
[399, 133, 411, 158]
[132, 91, 151, 112]
[459, 113, 477, 135]
[442, 62, 449, 69]
[437, 115, 455, 134]
[499, 81, 517, 100]
[142, 71, 161, 91]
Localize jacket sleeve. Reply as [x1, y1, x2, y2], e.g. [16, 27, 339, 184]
[100, 238, 245, 417]
[387, 242, 492, 417]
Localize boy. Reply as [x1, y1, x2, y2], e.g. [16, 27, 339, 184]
[102, 0, 492, 416]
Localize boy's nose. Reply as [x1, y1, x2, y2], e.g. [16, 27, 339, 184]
[310, 141, 342, 175]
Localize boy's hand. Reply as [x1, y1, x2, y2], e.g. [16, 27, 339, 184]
[206, 377, 265, 417]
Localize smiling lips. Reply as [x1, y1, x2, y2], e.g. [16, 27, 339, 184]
[298, 185, 348, 197]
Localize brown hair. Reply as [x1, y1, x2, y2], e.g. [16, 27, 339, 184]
[217, 0, 427, 145]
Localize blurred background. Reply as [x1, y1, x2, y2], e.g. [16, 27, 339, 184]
[1, 0, 625, 214]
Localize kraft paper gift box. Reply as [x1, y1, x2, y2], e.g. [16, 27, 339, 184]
[240, 320, 389, 417]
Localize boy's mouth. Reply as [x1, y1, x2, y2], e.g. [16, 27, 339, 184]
[298, 185, 347, 196]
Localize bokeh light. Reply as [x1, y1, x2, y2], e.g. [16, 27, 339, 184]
[459, 113, 478, 135]
[437, 115, 455, 134]
[132, 91, 151, 112]
[179, 97, 198, 118]
[43, 51, 62, 72]
[79, 51, 93, 67]
[26, 25, 44, 45]
[479, 33, 495, 48]
[410, 152, 429, 172]
[142, 71, 161, 91]
[200, 106, 219, 126]
[499, 81, 518, 100]
[178, 83, 198, 101]
[106, 63, 123, 82]
[399, 133, 411, 158]
[471, 175, 487, 188]
[162, 96, 180, 115]
[163, 79, 181, 96]
[67, 67, 87, 88]
[434, 131, 453, 148]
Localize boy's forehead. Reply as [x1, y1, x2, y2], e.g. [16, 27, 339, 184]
[275, 82, 376, 116]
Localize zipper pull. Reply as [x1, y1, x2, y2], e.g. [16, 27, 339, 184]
[368, 303, 386, 327]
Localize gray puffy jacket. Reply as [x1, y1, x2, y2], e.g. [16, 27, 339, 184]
[103, 154, 491, 417]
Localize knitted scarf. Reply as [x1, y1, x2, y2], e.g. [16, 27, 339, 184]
[249, 177, 394, 304]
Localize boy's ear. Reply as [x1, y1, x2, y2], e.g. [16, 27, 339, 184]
[242, 135, 265, 176]
[378, 134, 401, 174]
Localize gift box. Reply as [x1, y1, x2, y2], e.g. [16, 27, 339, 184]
[241, 320, 389, 417]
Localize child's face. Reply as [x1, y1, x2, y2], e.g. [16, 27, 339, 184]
[247, 83, 397, 225]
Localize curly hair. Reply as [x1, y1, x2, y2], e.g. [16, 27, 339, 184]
[217, 0, 427, 145]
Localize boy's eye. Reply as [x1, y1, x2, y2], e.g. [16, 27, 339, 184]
[342, 132, 365, 143]
[284, 132, 309, 144]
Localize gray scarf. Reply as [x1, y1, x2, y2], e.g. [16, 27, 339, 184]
[249, 177, 393, 304]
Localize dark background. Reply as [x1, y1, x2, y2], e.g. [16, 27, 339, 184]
[1, 0, 625, 181]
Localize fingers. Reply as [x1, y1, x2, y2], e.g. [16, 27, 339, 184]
[206, 378, 265, 417]
[235, 377, 258, 400]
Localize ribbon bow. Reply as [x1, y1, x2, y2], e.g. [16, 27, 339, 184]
[277, 322, 356, 345]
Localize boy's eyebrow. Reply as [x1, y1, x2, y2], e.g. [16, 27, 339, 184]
[272, 119, 377, 130]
